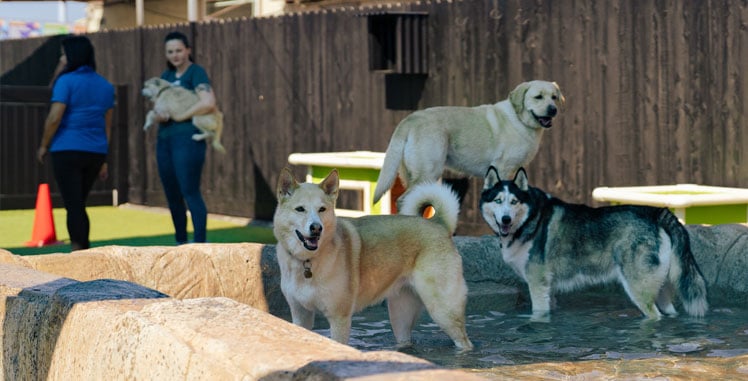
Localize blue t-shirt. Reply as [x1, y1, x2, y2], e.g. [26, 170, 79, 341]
[49, 66, 114, 154]
[158, 64, 211, 137]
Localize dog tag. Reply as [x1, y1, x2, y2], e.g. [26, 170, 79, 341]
[303, 259, 313, 278]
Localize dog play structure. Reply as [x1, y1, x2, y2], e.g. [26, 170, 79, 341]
[593, 184, 748, 225]
[288, 151, 399, 217]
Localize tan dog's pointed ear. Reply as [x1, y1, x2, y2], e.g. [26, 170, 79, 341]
[509, 82, 530, 115]
[319, 169, 340, 200]
[277, 168, 298, 202]
[553, 82, 566, 108]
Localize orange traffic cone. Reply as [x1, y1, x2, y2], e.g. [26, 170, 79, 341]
[25, 183, 63, 247]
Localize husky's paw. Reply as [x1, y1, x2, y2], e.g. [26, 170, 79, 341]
[528, 311, 551, 323]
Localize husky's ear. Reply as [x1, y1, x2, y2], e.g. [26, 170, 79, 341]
[319, 169, 340, 199]
[552, 81, 566, 108]
[513, 167, 529, 191]
[276, 168, 298, 202]
[483, 166, 501, 189]
[509, 81, 530, 115]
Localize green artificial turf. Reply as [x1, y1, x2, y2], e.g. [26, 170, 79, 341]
[0, 205, 276, 256]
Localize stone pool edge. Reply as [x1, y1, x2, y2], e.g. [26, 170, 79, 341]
[0, 223, 747, 379]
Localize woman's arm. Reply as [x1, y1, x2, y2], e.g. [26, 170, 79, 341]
[172, 83, 216, 122]
[104, 107, 113, 143]
[37, 102, 67, 163]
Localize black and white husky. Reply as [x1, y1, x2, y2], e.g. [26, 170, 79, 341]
[480, 166, 708, 321]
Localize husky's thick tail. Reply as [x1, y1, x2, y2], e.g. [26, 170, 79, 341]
[397, 182, 460, 235]
[659, 209, 709, 317]
[373, 125, 408, 203]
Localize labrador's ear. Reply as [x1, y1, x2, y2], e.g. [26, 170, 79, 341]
[509, 81, 530, 115]
[552, 82, 566, 108]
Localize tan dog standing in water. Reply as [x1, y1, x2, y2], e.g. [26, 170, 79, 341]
[273, 168, 473, 351]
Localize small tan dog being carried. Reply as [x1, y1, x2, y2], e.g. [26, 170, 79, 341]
[273, 168, 473, 351]
[142, 77, 225, 153]
[373, 80, 564, 204]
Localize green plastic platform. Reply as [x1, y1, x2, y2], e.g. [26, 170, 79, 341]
[593, 184, 748, 225]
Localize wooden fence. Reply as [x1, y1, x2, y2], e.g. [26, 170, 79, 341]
[0, 85, 129, 210]
[2, 0, 747, 234]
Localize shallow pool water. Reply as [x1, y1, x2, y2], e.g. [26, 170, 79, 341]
[312, 284, 748, 372]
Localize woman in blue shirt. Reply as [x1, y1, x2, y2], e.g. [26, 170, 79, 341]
[37, 35, 114, 251]
[151, 31, 216, 244]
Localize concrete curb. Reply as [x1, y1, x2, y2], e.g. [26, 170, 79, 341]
[0, 262, 484, 380]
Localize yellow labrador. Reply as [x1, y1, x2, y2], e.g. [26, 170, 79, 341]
[374, 80, 564, 203]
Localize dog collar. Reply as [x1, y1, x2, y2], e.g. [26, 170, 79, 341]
[156, 86, 172, 97]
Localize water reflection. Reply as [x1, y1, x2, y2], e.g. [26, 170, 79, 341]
[314, 286, 748, 372]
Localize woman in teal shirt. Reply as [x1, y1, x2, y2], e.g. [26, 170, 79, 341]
[37, 35, 114, 251]
[151, 31, 217, 244]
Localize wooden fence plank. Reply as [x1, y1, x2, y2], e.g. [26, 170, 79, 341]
[2, 0, 747, 234]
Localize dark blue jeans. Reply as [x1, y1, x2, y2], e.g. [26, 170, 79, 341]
[51, 150, 106, 251]
[156, 132, 207, 243]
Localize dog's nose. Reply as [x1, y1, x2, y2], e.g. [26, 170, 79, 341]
[547, 105, 557, 117]
[501, 215, 511, 225]
[309, 222, 323, 237]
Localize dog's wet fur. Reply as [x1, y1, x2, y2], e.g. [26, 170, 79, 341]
[480, 166, 708, 321]
[273, 168, 473, 351]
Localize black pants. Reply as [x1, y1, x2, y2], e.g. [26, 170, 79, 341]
[51, 150, 106, 251]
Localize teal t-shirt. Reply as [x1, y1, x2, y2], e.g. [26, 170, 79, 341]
[158, 64, 211, 137]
